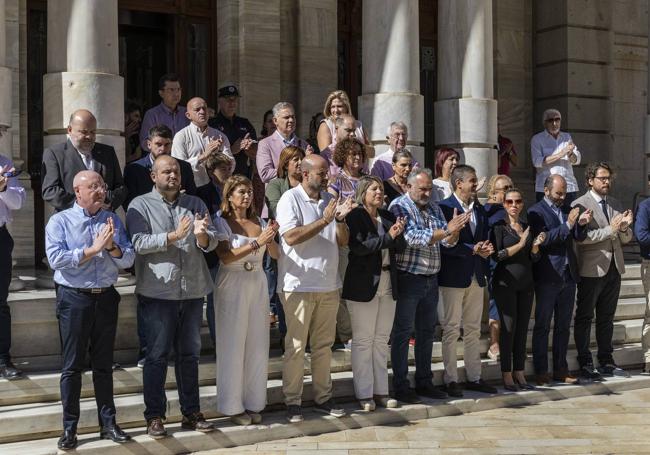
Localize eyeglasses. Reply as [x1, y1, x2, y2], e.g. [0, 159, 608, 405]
[593, 176, 611, 182]
[88, 183, 108, 193]
[545, 117, 561, 123]
[504, 198, 523, 206]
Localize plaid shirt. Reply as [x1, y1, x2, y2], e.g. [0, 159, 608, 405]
[388, 194, 453, 275]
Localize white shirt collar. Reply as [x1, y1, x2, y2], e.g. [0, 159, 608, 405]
[453, 193, 474, 211]
[590, 189, 605, 204]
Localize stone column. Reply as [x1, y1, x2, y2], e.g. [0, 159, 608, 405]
[646, 10, 650, 194]
[435, 0, 498, 183]
[43, 0, 124, 166]
[358, 0, 425, 164]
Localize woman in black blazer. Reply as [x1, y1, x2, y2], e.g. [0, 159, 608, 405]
[342, 175, 406, 411]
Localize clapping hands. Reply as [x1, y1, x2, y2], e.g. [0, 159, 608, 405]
[389, 216, 406, 239]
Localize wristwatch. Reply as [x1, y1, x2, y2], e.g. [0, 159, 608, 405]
[443, 228, 451, 237]
[105, 245, 117, 252]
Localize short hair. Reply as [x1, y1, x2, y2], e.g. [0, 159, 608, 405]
[220, 175, 256, 220]
[148, 124, 173, 141]
[323, 90, 352, 118]
[486, 174, 513, 199]
[392, 149, 414, 164]
[272, 102, 294, 118]
[204, 152, 234, 175]
[434, 148, 460, 178]
[450, 164, 476, 191]
[407, 167, 433, 185]
[542, 108, 561, 126]
[333, 137, 367, 168]
[277, 146, 306, 178]
[386, 121, 408, 137]
[125, 100, 141, 115]
[585, 161, 614, 186]
[158, 73, 180, 90]
[543, 174, 566, 191]
[354, 175, 383, 206]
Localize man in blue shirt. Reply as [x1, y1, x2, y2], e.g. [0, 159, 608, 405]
[634, 195, 650, 373]
[388, 168, 468, 404]
[45, 170, 135, 451]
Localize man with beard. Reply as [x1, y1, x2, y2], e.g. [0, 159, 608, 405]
[388, 168, 468, 404]
[126, 155, 222, 438]
[275, 154, 355, 423]
[42, 109, 127, 212]
[531, 109, 581, 208]
[46, 171, 135, 450]
[438, 165, 497, 398]
[172, 97, 233, 187]
[571, 162, 633, 381]
[528, 174, 592, 385]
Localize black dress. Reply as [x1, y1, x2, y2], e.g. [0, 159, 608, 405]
[383, 180, 405, 205]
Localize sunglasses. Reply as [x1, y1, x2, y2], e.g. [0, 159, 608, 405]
[504, 198, 523, 206]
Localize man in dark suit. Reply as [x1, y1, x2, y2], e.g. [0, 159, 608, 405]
[438, 165, 496, 397]
[42, 109, 127, 212]
[528, 174, 591, 385]
[123, 125, 197, 210]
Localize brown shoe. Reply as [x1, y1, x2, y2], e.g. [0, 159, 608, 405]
[553, 373, 578, 384]
[146, 417, 167, 439]
[535, 373, 551, 386]
[181, 412, 215, 432]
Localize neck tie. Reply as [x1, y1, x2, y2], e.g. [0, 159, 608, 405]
[599, 199, 609, 222]
[554, 205, 563, 223]
[83, 154, 93, 170]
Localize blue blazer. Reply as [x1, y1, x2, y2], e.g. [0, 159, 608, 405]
[527, 199, 586, 284]
[438, 195, 489, 288]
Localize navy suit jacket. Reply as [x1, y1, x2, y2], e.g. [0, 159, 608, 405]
[122, 154, 196, 209]
[527, 199, 586, 284]
[438, 195, 489, 288]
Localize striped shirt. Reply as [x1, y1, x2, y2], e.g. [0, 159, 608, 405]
[388, 193, 452, 275]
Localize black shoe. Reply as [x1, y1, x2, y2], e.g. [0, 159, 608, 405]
[415, 383, 448, 399]
[57, 429, 78, 451]
[314, 399, 346, 417]
[0, 361, 23, 380]
[100, 424, 131, 443]
[598, 363, 630, 378]
[393, 388, 422, 404]
[286, 405, 304, 423]
[465, 379, 498, 394]
[445, 381, 464, 398]
[579, 364, 603, 382]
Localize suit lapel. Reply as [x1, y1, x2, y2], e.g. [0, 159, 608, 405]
[66, 140, 86, 174]
[540, 201, 560, 228]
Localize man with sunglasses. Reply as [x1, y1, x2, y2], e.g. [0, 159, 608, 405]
[531, 109, 581, 208]
[571, 162, 633, 381]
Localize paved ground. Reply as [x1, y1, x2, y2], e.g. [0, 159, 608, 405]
[195, 387, 650, 454]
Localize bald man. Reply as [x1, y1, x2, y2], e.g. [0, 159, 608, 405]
[171, 97, 234, 186]
[42, 109, 127, 212]
[46, 170, 135, 449]
[275, 154, 355, 422]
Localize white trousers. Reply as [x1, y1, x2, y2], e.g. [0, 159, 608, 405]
[215, 269, 270, 415]
[440, 279, 484, 383]
[347, 270, 396, 399]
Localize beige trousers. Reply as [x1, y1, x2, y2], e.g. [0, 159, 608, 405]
[640, 259, 650, 362]
[282, 290, 340, 406]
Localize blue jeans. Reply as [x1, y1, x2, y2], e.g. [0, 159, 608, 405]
[533, 272, 576, 374]
[264, 252, 286, 335]
[56, 285, 119, 431]
[206, 265, 219, 347]
[140, 296, 203, 420]
[391, 272, 439, 393]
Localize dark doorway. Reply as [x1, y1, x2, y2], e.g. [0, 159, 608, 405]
[337, 0, 362, 116]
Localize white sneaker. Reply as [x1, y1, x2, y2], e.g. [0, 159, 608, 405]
[359, 399, 376, 412]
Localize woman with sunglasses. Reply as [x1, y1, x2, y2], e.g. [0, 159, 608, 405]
[490, 188, 545, 390]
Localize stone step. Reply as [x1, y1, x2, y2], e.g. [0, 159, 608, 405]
[619, 280, 644, 298]
[0, 316, 639, 408]
[2, 368, 650, 455]
[0, 343, 643, 445]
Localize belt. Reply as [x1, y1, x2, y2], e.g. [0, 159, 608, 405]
[75, 287, 112, 294]
[381, 265, 391, 271]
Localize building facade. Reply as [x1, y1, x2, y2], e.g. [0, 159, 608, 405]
[2, 0, 649, 266]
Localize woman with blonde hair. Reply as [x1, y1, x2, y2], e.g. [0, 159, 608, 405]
[317, 90, 372, 152]
[213, 175, 280, 425]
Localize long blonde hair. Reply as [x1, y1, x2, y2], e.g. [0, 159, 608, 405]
[322, 90, 352, 118]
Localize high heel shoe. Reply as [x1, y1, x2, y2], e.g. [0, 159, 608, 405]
[514, 378, 535, 390]
[503, 382, 519, 392]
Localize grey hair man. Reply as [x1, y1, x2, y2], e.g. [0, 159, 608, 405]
[371, 121, 415, 181]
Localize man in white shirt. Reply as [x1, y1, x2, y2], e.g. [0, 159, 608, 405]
[171, 97, 233, 186]
[531, 109, 581, 208]
[275, 154, 354, 423]
[370, 121, 409, 181]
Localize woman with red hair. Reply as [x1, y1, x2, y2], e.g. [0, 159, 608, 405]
[432, 148, 460, 201]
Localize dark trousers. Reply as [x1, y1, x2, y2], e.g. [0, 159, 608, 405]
[391, 272, 439, 393]
[140, 296, 203, 421]
[136, 294, 146, 360]
[56, 285, 120, 431]
[264, 252, 286, 335]
[575, 260, 621, 367]
[494, 283, 534, 372]
[536, 191, 577, 211]
[0, 226, 13, 364]
[533, 270, 576, 374]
